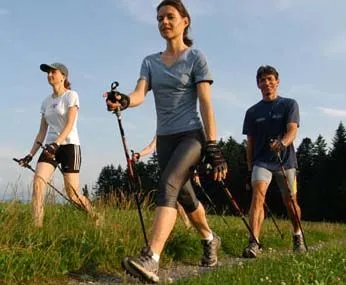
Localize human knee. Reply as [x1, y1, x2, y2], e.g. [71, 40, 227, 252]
[282, 193, 295, 206]
[155, 188, 179, 209]
[33, 175, 46, 191]
[155, 176, 182, 208]
[177, 196, 199, 213]
[251, 189, 266, 205]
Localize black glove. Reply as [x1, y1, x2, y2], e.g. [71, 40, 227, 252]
[106, 91, 130, 111]
[131, 151, 140, 163]
[44, 143, 59, 159]
[204, 141, 228, 177]
[133, 152, 140, 160]
[18, 154, 32, 166]
[245, 170, 252, 191]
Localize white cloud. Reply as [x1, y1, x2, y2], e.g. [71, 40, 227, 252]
[317, 107, 346, 118]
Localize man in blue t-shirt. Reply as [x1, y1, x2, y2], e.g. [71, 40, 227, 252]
[242, 65, 306, 258]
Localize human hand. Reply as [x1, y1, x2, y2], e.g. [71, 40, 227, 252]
[204, 141, 228, 181]
[104, 91, 130, 112]
[44, 143, 59, 159]
[269, 139, 286, 152]
[18, 154, 33, 166]
[131, 152, 140, 163]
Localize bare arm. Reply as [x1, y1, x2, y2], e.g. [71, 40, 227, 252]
[197, 82, 216, 141]
[54, 106, 78, 145]
[198, 82, 227, 180]
[270, 122, 298, 151]
[28, 115, 48, 156]
[139, 136, 157, 158]
[281, 122, 298, 146]
[128, 79, 149, 107]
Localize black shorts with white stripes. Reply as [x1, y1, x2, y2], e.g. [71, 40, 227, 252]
[38, 144, 81, 173]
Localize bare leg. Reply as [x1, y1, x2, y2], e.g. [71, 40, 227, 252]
[149, 206, 177, 255]
[283, 194, 301, 233]
[249, 181, 269, 241]
[187, 202, 212, 238]
[177, 202, 191, 229]
[32, 162, 55, 227]
[63, 173, 92, 212]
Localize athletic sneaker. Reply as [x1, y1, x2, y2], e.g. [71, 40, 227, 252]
[242, 239, 261, 258]
[122, 247, 159, 283]
[200, 232, 221, 267]
[293, 234, 306, 253]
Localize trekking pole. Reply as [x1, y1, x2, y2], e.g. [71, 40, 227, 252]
[220, 180, 262, 248]
[247, 170, 284, 239]
[130, 150, 146, 204]
[12, 158, 85, 211]
[264, 201, 284, 239]
[192, 170, 231, 228]
[276, 152, 308, 251]
[109, 81, 149, 247]
[36, 142, 90, 213]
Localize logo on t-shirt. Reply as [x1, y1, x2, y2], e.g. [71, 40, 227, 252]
[50, 102, 58, 109]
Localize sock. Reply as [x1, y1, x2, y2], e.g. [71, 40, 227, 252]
[152, 252, 160, 262]
[203, 232, 214, 242]
[293, 230, 302, 236]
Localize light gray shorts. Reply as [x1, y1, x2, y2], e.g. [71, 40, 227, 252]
[252, 165, 297, 196]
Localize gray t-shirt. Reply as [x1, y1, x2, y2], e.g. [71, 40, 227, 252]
[242, 96, 300, 170]
[139, 48, 213, 135]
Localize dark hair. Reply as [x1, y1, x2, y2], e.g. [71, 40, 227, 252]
[156, 0, 193, 47]
[64, 79, 71, 90]
[256, 65, 279, 84]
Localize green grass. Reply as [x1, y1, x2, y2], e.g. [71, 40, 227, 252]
[0, 200, 345, 284]
[174, 243, 346, 284]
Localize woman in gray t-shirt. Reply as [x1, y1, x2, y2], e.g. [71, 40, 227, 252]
[106, 1, 227, 282]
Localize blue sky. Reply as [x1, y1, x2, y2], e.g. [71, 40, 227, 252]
[1, 0, 345, 199]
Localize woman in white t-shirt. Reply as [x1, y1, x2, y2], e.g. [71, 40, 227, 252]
[19, 62, 94, 227]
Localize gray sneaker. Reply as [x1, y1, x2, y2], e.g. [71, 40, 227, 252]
[122, 247, 159, 283]
[293, 234, 306, 253]
[201, 232, 221, 267]
[242, 239, 261, 258]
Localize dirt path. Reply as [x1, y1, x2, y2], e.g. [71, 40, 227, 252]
[67, 239, 340, 284]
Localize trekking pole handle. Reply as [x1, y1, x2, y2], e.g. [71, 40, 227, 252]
[111, 81, 119, 91]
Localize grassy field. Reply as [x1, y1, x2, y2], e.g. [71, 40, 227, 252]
[0, 199, 345, 284]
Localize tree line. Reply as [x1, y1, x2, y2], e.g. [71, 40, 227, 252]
[94, 122, 346, 222]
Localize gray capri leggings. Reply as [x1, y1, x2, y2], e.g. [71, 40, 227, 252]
[156, 129, 205, 213]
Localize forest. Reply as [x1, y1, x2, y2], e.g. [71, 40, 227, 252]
[93, 122, 346, 222]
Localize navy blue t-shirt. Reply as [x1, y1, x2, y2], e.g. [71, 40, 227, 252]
[242, 96, 300, 170]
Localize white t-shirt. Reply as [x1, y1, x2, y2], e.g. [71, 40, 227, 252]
[40, 90, 80, 145]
